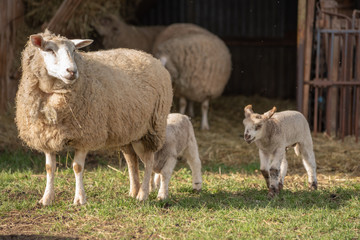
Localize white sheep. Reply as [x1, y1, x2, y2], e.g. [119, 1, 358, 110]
[92, 14, 165, 53]
[151, 113, 202, 200]
[15, 30, 173, 205]
[242, 105, 317, 198]
[152, 23, 232, 130]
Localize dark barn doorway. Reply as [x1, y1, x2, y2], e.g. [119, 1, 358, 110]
[137, 0, 299, 99]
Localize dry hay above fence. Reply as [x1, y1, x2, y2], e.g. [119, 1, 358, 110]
[1, 95, 360, 176]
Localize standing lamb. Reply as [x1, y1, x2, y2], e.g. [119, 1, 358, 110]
[92, 14, 165, 53]
[152, 23, 232, 130]
[242, 105, 317, 198]
[152, 113, 202, 200]
[15, 30, 173, 205]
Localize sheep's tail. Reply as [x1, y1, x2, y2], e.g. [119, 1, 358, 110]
[294, 143, 300, 156]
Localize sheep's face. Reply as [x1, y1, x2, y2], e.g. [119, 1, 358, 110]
[242, 105, 276, 144]
[30, 34, 93, 85]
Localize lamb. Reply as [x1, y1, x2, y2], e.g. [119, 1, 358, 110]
[242, 105, 317, 198]
[151, 113, 202, 200]
[152, 23, 232, 130]
[15, 30, 173, 205]
[92, 14, 165, 53]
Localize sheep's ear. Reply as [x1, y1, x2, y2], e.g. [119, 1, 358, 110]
[244, 105, 253, 118]
[263, 106, 277, 119]
[71, 39, 93, 49]
[30, 34, 44, 49]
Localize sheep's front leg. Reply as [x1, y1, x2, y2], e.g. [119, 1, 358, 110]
[121, 145, 140, 198]
[39, 152, 56, 206]
[259, 150, 270, 188]
[201, 99, 210, 130]
[73, 150, 88, 205]
[179, 97, 187, 114]
[268, 149, 285, 198]
[132, 142, 154, 201]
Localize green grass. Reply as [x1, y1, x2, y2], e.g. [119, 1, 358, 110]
[0, 151, 359, 239]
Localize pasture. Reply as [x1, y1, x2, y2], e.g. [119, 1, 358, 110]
[1, 95, 360, 239]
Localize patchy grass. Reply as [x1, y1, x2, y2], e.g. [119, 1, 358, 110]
[1, 95, 360, 239]
[0, 160, 359, 239]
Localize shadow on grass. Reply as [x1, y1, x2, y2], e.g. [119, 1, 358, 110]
[153, 187, 359, 211]
[0, 235, 78, 240]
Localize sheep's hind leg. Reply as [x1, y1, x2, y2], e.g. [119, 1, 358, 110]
[39, 152, 56, 206]
[132, 142, 155, 201]
[299, 144, 318, 190]
[157, 157, 177, 200]
[201, 99, 210, 130]
[122, 145, 140, 198]
[73, 150, 88, 205]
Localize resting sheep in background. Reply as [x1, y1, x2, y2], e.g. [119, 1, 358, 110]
[242, 105, 317, 198]
[152, 113, 202, 200]
[92, 14, 165, 53]
[152, 23, 232, 130]
[15, 30, 173, 205]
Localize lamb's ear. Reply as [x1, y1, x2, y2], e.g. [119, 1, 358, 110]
[71, 39, 93, 49]
[30, 34, 44, 49]
[263, 106, 277, 119]
[244, 105, 253, 118]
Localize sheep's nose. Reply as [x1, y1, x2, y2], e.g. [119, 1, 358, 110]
[66, 68, 77, 80]
[244, 134, 250, 140]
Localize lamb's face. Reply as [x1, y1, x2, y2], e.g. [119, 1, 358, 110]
[30, 34, 93, 85]
[243, 114, 266, 144]
[242, 105, 277, 144]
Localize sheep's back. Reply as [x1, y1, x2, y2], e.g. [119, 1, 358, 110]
[272, 111, 312, 145]
[154, 33, 231, 102]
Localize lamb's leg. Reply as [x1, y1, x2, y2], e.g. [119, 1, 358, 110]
[259, 150, 270, 188]
[299, 143, 318, 190]
[121, 145, 140, 198]
[132, 141, 155, 201]
[179, 97, 187, 114]
[279, 156, 288, 191]
[73, 150, 88, 205]
[39, 152, 56, 206]
[268, 149, 285, 198]
[201, 99, 210, 130]
[157, 157, 177, 200]
[184, 145, 202, 192]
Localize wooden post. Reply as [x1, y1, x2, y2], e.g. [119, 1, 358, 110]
[46, 0, 83, 35]
[0, 0, 23, 114]
[302, 0, 316, 120]
[297, 0, 306, 113]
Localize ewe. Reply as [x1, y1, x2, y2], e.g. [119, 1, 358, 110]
[242, 105, 317, 198]
[153, 23, 232, 130]
[152, 113, 202, 200]
[15, 30, 172, 205]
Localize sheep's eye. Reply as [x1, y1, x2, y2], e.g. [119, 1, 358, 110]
[255, 124, 262, 130]
[45, 48, 55, 54]
[255, 116, 262, 119]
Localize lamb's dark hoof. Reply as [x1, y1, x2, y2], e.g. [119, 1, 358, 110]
[192, 189, 201, 193]
[309, 181, 318, 190]
[267, 186, 279, 199]
[278, 182, 284, 191]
